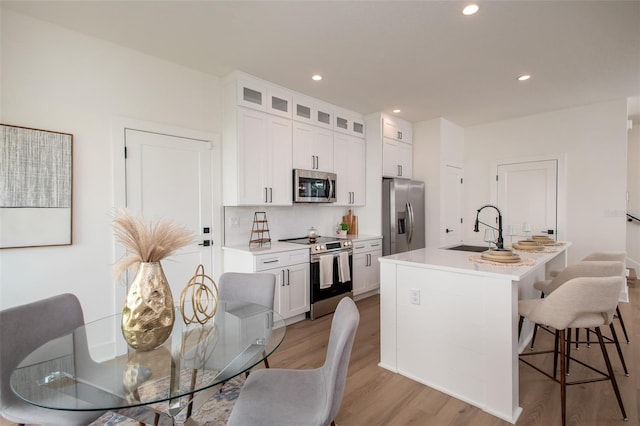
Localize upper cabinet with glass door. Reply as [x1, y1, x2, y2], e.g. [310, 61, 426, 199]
[236, 74, 292, 119]
[293, 95, 333, 130]
[334, 108, 366, 138]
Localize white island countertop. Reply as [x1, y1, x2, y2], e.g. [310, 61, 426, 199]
[379, 244, 569, 281]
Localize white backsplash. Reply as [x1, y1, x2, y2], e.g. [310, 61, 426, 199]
[224, 205, 360, 247]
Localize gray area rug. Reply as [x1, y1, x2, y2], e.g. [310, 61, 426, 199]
[89, 375, 244, 425]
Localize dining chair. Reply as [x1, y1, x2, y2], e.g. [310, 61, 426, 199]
[518, 275, 627, 426]
[218, 271, 276, 369]
[227, 296, 360, 426]
[0, 293, 106, 426]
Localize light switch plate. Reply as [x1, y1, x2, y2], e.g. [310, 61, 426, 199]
[410, 288, 420, 305]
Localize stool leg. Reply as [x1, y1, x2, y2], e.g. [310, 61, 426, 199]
[575, 328, 580, 349]
[553, 329, 560, 379]
[595, 327, 627, 421]
[530, 323, 539, 350]
[565, 328, 572, 376]
[616, 305, 630, 344]
[559, 329, 567, 426]
[609, 323, 629, 376]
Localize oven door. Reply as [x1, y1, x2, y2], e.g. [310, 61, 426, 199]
[309, 251, 353, 304]
[293, 169, 336, 203]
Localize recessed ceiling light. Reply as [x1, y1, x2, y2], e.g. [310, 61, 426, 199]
[462, 4, 479, 15]
[312, 74, 322, 81]
[518, 74, 531, 81]
[393, 109, 401, 113]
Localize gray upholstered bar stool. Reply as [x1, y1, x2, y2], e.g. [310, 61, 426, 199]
[526, 260, 628, 375]
[518, 276, 627, 426]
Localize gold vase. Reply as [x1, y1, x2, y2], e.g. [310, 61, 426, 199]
[122, 261, 175, 351]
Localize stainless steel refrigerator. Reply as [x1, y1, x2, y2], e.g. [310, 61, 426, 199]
[382, 178, 425, 255]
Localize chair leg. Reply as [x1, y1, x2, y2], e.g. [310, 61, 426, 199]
[616, 305, 630, 344]
[530, 323, 539, 350]
[559, 329, 567, 426]
[565, 328, 572, 376]
[609, 323, 629, 376]
[553, 329, 560, 379]
[595, 327, 627, 421]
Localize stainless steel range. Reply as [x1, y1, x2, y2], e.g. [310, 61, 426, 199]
[280, 236, 353, 319]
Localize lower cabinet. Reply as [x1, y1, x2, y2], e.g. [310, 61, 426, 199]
[222, 247, 310, 321]
[266, 262, 310, 319]
[352, 239, 382, 297]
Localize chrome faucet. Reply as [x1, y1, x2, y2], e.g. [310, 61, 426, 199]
[473, 204, 504, 250]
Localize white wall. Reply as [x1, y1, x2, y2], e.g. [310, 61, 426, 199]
[627, 124, 640, 268]
[464, 100, 629, 263]
[0, 10, 220, 319]
[413, 117, 464, 248]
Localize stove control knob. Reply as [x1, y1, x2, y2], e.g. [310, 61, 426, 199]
[314, 244, 321, 252]
[321, 245, 326, 251]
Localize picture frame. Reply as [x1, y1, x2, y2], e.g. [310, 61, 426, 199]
[0, 124, 73, 249]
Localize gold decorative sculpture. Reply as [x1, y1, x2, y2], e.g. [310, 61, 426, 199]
[179, 264, 219, 325]
[112, 208, 194, 351]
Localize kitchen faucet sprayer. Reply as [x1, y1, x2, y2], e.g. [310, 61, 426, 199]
[473, 204, 505, 250]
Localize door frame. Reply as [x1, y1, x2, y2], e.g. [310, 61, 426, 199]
[111, 117, 222, 305]
[440, 161, 464, 247]
[489, 153, 567, 242]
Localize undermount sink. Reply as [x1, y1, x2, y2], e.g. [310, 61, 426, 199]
[445, 244, 489, 253]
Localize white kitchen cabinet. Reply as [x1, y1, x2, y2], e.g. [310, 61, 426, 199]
[292, 121, 334, 172]
[333, 132, 365, 206]
[383, 116, 412, 143]
[334, 109, 366, 138]
[232, 107, 292, 205]
[382, 137, 412, 178]
[223, 246, 310, 321]
[293, 95, 333, 130]
[236, 76, 292, 119]
[381, 115, 412, 178]
[352, 238, 382, 296]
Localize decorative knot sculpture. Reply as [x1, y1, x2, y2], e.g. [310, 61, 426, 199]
[179, 264, 219, 325]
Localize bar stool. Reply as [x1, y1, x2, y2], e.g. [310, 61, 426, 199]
[548, 252, 629, 344]
[526, 261, 628, 375]
[518, 275, 627, 426]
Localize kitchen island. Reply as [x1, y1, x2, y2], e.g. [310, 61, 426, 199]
[378, 244, 569, 424]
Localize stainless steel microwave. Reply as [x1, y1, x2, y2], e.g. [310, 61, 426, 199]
[293, 169, 336, 203]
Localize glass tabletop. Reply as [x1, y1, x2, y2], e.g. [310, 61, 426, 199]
[10, 300, 285, 414]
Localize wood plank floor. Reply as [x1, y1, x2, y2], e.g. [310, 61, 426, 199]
[3, 285, 638, 425]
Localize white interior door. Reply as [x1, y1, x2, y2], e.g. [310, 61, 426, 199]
[125, 129, 217, 298]
[496, 160, 558, 241]
[443, 164, 463, 246]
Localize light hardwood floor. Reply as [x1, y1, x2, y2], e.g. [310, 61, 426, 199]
[3, 286, 638, 425]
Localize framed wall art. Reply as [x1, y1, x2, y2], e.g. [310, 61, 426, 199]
[0, 124, 73, 248]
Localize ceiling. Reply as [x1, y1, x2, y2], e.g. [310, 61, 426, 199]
[2, 0, 640, 126]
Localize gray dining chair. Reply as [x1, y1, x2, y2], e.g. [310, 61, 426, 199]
[0, 293, 106, 426]
[218, 272, 276, 369]
[518, 275, 627, 425]
[227, 296, 360, 426]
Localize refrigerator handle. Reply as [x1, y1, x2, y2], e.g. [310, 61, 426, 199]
[406, 202, 414, 244]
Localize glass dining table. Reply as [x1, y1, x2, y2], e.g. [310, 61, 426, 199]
[10, 300, 286, 426]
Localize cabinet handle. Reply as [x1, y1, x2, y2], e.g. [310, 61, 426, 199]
[398, 131, 402, 140]
[281, 270, 286, 286]
[287, 269, 290, 285]
[269, 187, 273, 203]
[370, 243, 380, 247]
[263, 259, 279, 264]
[315, 156, 319, 170]
[264, 187, 268, 203]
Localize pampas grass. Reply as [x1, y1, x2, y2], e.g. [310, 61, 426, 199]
[112, 209, 195, 281]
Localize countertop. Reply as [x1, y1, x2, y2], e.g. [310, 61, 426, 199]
[379, 243, 569, 281]
[222, 234, 382, 255]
